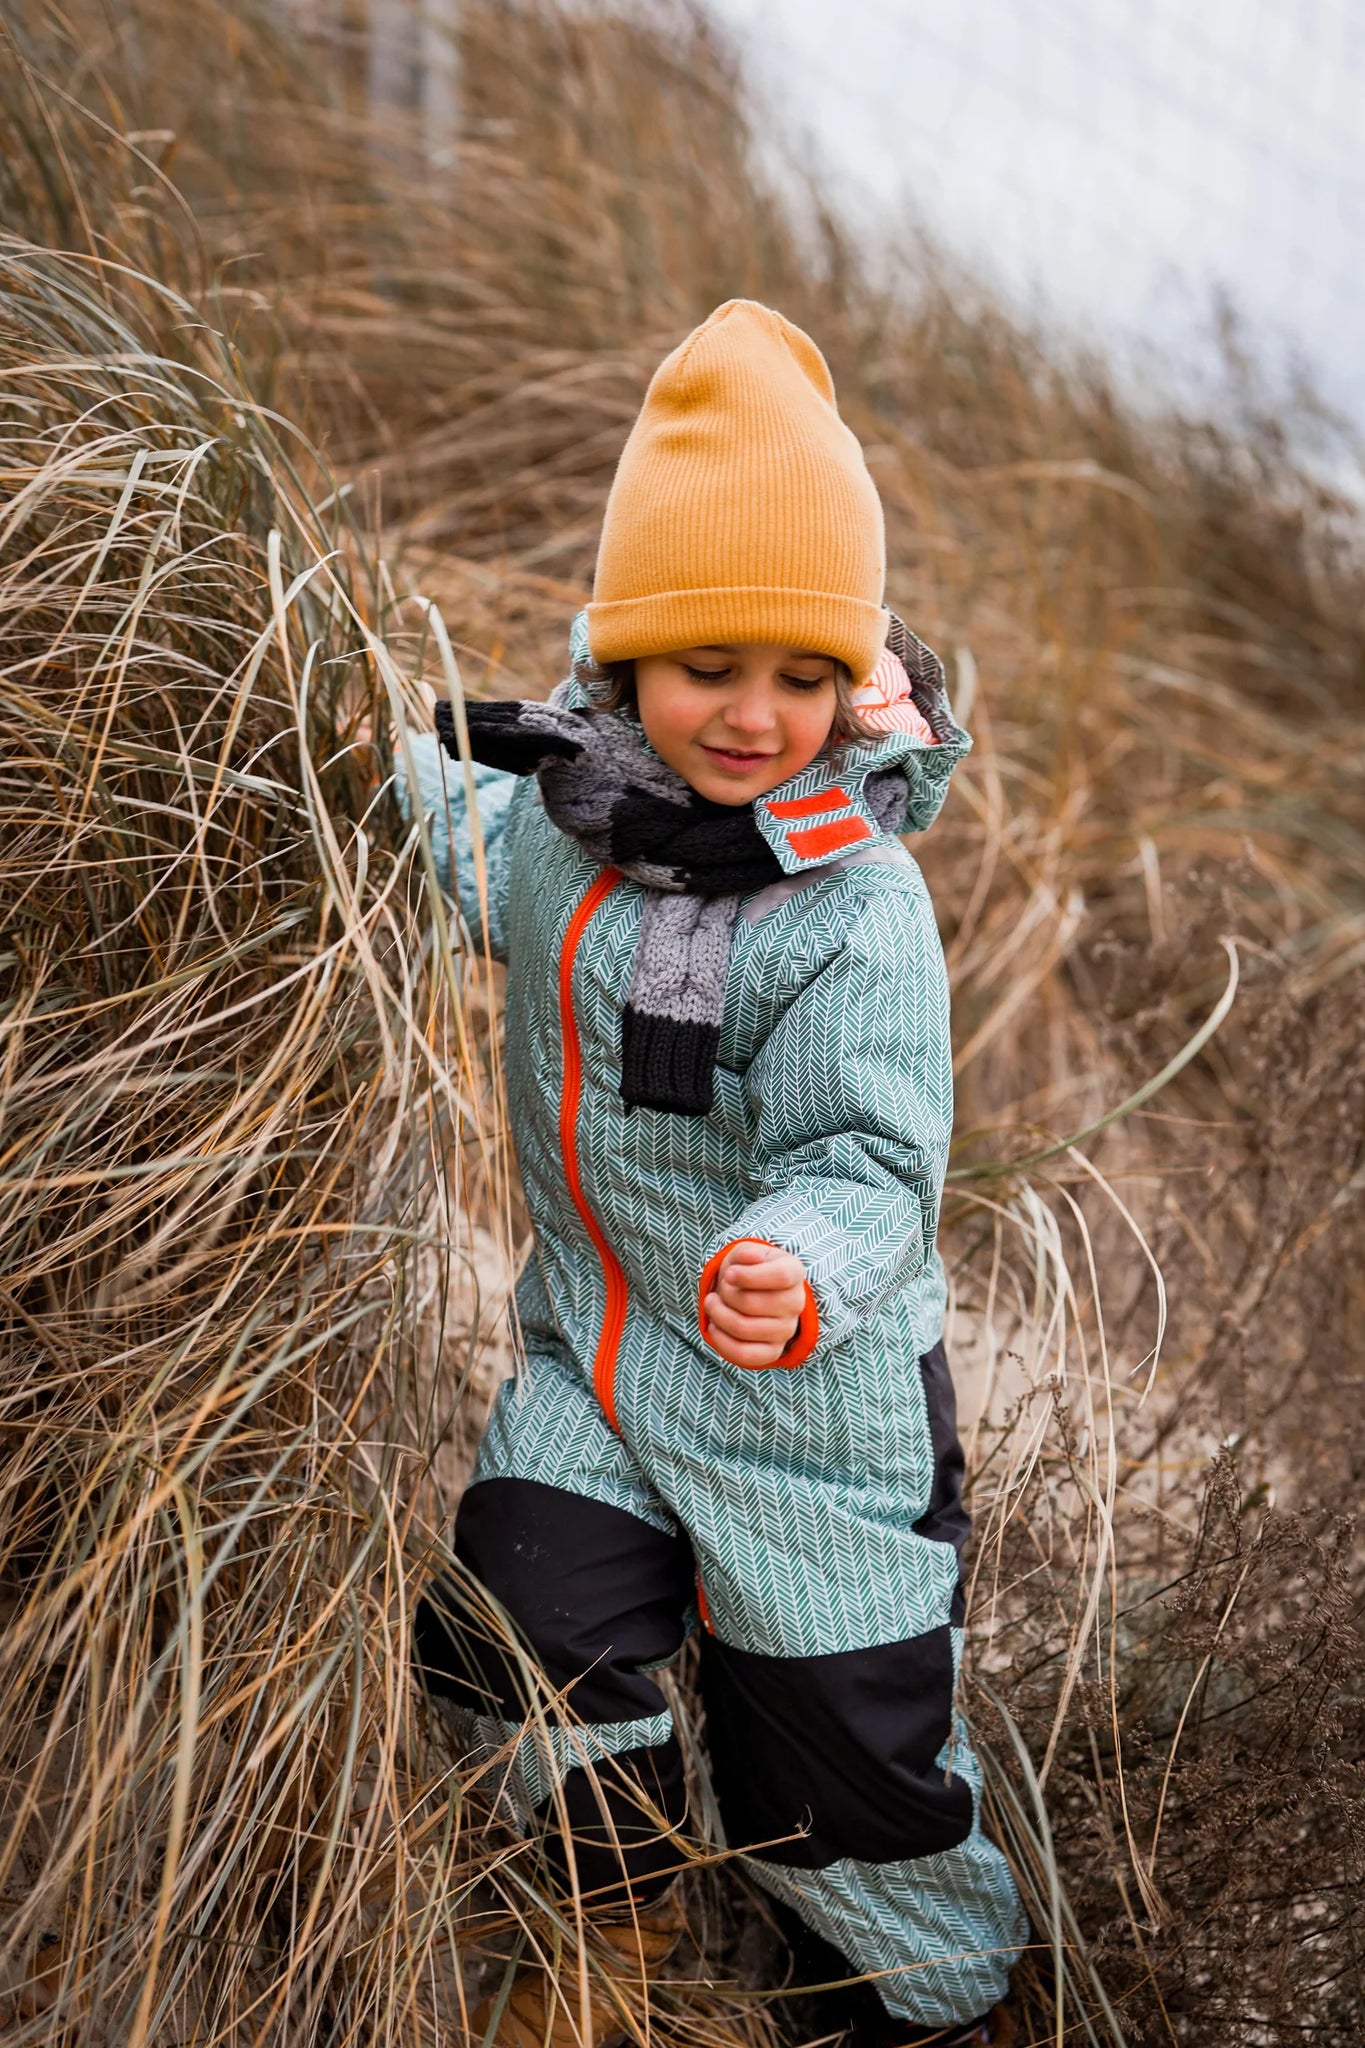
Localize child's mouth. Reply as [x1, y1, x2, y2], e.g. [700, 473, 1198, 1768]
[700, 744, 777, 773]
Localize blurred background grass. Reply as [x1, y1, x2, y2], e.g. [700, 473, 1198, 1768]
[1, 2, 1361, 2042]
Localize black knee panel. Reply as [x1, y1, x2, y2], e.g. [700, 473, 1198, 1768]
[413, 1478, 695, 1725]
[700, 1623, 973, 1867]
[413, 1481, 694, 1909]
[541, 1740, 689, 1907]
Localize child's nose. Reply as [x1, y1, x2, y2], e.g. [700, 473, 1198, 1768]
[723, 688, 774, 734]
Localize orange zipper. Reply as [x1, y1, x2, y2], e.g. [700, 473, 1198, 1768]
[558, 867, 629, 1434]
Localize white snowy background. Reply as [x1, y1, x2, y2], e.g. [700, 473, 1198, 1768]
[709, 0, 1365, 426]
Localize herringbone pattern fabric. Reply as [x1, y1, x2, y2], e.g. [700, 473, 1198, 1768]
[441, 1703, 676, 1821]
[401, 679, 1024, 2022]
[753, 1835, 1026, 2027]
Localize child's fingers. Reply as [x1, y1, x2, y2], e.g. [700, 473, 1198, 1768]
[702, 1325, 790, 1369]
[718, 1267, 805, 1312]
[719, 1285, 806, 1330]
[717, 1246, 806, 1293]
[707, 1246, 808, 1364]
[703, 1293, 799, 1348]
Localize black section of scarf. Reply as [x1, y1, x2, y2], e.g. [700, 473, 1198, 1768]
[436, 697, 785, 899]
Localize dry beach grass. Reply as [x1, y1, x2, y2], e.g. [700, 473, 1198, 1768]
[0, 2, 1361, 2042]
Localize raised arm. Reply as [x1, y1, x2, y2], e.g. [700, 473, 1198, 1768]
[394, 723, 519, 962]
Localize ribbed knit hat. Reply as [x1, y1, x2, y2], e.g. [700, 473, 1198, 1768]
[586, 300, 888, 685]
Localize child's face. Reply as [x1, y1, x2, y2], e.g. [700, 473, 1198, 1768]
[633, 644, 839, 805]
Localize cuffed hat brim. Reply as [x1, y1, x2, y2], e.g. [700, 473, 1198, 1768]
[586, 585, 888, 686]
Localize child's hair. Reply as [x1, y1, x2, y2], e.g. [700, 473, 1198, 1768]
[598, 660, 875, 747]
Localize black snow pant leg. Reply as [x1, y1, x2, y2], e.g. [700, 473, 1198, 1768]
[696, 1345, 973, 1876]
[698, 1618, 972, 1869]
[413, 1477, 695, 1911]
[694, 1344, 1016, 2035]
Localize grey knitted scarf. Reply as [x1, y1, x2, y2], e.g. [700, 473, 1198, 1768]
[436, 689, 905, 1116]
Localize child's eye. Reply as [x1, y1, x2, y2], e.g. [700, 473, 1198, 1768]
[683, 664, 732, 682]
[781, 672, 832, 692]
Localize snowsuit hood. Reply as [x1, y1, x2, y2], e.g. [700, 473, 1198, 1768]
[564, 607, 971, 875]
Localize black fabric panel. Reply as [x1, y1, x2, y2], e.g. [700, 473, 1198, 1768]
[538, 1740, 689, 1909]
[700, 1624, 973, 1868]
[912, 1341, 971, 1628]
[620, 1008, 720, 1115]
[413, 1478, 695, 1726]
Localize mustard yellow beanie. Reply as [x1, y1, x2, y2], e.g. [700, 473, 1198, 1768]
[586, 300, 888, 685]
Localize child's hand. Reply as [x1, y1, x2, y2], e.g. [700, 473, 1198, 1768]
[702, 1240, 809, 1368]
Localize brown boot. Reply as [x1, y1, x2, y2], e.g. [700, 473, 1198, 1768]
[471, 1888, 686, 2048]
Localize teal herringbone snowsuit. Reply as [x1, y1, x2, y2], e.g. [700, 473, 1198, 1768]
[407, 620, 1025, 2029]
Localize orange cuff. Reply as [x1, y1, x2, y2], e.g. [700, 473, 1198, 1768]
[697, 1239, 820, 1370]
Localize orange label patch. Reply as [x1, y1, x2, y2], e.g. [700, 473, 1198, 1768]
[765, 786, 853, 819]
[785, 816, 874, 860]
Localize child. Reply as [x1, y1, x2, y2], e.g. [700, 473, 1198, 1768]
[409, 301, 1025, 2047]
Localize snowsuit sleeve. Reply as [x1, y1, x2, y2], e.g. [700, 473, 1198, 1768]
[395, 727, 518, 962]
[706, 882, 954, 1361]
